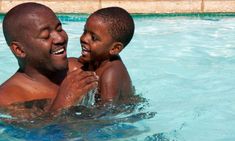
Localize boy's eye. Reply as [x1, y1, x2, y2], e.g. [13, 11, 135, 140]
[83, 29, 87, 34]
[39, 30, 50, 39]
[91, 34, 98, 41]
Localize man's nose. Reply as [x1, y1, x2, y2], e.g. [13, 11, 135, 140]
[51, 31, 66, 44]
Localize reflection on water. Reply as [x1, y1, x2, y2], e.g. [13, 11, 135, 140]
[0, 94, 156, 141]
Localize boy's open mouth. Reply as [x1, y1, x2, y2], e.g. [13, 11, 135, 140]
[81, 46, 91, 55]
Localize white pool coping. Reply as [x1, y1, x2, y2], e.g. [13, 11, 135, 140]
[0, 0, 235, 14]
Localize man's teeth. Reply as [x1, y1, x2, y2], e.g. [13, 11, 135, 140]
[53, 48, 64, 55]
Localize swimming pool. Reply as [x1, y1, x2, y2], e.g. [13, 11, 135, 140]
[1, 13, 235, 141]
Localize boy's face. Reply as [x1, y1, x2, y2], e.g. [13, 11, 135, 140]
[80, 16, 115, 63]
[20, 8, 68, 72]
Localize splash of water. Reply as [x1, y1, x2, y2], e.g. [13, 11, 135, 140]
[79, 88, 97, 107]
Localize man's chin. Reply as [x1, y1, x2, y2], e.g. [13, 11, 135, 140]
[54, 61, 69, 71]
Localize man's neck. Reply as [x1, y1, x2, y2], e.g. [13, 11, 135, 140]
[18, 68, 67, 85]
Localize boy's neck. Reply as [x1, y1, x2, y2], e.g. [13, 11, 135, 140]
[87, 55, 121, 71]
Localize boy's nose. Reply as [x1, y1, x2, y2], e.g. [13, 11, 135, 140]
[80, 33, 90, 44]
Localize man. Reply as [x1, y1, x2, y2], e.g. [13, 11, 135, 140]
[0, 2, 98, 119]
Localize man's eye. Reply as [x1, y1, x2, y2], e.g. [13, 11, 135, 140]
[39, 30, 50, 39]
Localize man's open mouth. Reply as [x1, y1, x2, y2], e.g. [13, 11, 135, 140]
[51, 47, 66, 55]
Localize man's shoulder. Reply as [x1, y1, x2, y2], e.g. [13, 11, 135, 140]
[0, 80, 25, 106]
[0, 74, 22, 91]
[0, 74, 35, 106]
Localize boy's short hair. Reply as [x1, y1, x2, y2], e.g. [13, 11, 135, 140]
[91, 7, 135, 47]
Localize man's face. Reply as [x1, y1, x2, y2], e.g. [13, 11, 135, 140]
[80, 16, 115, 63]
[20, 8, 68, 73]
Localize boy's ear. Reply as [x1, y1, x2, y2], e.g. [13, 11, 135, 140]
[110, 42, 123, 55]
[10, 42, 26, 58]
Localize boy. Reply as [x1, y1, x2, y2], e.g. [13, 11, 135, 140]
[72, 7, 135, 104]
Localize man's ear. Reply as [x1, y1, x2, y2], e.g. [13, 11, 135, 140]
[10, 42, 26, 58]
[109, 42, 123, 55]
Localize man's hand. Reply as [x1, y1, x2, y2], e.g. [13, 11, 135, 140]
[50, 69, 98, 112]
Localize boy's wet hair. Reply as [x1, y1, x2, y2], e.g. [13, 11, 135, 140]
[91, 7, 135, 47]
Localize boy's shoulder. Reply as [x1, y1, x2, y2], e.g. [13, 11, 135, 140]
[105, 55, 126, 70]
[108, 59, 126, 70]
[97, 59, 127, 78]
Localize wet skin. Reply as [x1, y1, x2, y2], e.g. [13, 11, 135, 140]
[0, 4, 98, 119]
[78, 15, 133, 103]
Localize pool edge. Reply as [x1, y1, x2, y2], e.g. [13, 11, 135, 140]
[0, 0, 235, 14]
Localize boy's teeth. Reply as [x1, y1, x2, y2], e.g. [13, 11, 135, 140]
[82, 47, 90, 52]
[82, 47, 87, 51]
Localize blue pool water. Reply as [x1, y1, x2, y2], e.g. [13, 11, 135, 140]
[1, 13, 235, 141]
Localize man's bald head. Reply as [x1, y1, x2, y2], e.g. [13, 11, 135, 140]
[3, 2, 54, 46]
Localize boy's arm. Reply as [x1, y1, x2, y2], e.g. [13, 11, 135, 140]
[99, 66, 122, 103]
